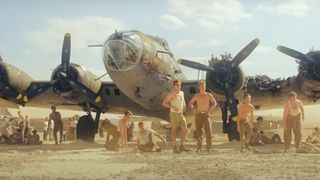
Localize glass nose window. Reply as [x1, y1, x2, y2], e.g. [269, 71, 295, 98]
[103, 32, 143, 71]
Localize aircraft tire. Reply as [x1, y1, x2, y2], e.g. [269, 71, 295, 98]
[76, 115, 95, 142]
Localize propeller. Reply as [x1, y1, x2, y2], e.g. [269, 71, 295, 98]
[54, 33, 103, 106]
[177, 59, 214, 71]
[231, 38, 260, 67]
[23, 33, 102, 106]
[22, 33, 71, 103]
[61, 33, 71, 72]
[277, 45, 316, 64]
[178, 38, 260, 118]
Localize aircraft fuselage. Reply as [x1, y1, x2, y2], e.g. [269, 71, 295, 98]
[102, 30, 186, 110]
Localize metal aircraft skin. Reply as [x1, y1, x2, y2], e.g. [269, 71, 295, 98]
[1, 30, 320, 141]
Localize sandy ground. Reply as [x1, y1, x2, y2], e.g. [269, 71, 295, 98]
[1, 106, 320, 180]
[1, 142, 320, 180]
[1, 126, 320, 180]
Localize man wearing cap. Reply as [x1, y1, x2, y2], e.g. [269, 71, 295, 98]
[28, 130, 42, 145]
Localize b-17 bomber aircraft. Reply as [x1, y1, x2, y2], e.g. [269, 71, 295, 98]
[0, 30, 319, 142]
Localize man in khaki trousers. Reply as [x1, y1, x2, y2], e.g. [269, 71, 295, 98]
[237, 93, 254, 152]
[189, 81, 217, 153]
[283, 91, 304, 152]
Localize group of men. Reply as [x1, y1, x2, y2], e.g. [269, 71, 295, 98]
[100, 79, 306, 154]
[163, 80, 306, 153]
[0, 111, 42, 145]
[162, 80, 217, 153]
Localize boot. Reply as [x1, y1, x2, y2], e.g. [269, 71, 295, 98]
[173, 146, 180, 154]
[180, 145, 191, 152]
[245, 143, 252, 150]
[240, 146, 245, 153]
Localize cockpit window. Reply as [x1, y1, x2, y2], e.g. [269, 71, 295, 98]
[103, 32, 143, 71]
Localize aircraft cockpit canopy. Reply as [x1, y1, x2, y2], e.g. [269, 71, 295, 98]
[103, 32, 143, 71]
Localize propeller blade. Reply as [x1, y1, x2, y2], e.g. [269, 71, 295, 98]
[231, 38, 260, 67]
[277, 45, 315, 63]
[177, 59, 214, 71]
[225, 83, 238, 117]
[61, 33, 71, 72]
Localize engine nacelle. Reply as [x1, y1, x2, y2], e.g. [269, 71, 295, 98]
[206, 59, 245, 97]
[297, 54, 320, 99]
[0, 62, 33, 92]
[51, 63, 101, 94]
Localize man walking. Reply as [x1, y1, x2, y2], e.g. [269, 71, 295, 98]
[49, 106, 63, 145]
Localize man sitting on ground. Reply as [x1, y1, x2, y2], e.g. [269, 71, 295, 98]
[250, 116, 282, 145]
[28, 130, 42, 145]
[306, 127, 320, 144]
[8, 128, 23, 144]
[137, 121, 167, 152]
[99, 119, 120, 151]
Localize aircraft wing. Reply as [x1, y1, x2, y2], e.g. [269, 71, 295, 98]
[0, 79, 168, 118]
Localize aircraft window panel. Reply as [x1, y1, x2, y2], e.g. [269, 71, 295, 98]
[105, 88, 110, 95]
[114, 88, 120, 96]
[103, 32, 143, 71]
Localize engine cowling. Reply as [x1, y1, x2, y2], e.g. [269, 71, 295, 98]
[51, 63, 101, 94]
[206, 59, 245, 97]
[0, 62, 33, 92]
[297, 51, 320, 100]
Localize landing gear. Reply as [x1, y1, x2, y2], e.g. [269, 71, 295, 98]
[76, 115, 95, 142]
[220, 102, 239, 141]
[76, 108, 102, 142]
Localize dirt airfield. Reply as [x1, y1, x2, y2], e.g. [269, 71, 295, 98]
[1, 131, 320, 180]
[1, 106, 320, 180]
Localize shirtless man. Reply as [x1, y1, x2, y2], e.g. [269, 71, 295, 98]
[119, 110, 133, 148]
[283, 91, 304, 152]
[99, 119, 120, 151]
[162, 80, 190, 153]
[237, 93, 254, 152]
[49, 106, 63, 145]
[189, 81, 217, 152]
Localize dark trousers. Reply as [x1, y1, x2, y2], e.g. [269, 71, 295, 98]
[195, 113, 212, 150]
[54, 124, 63, 144]
[43, 130, 48, 141]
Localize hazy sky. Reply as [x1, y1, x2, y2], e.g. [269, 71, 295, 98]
[1, 0, 320, 82]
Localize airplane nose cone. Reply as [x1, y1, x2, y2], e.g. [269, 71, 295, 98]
[108, 40, 129, 66]
[103, 32, 143, 71]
